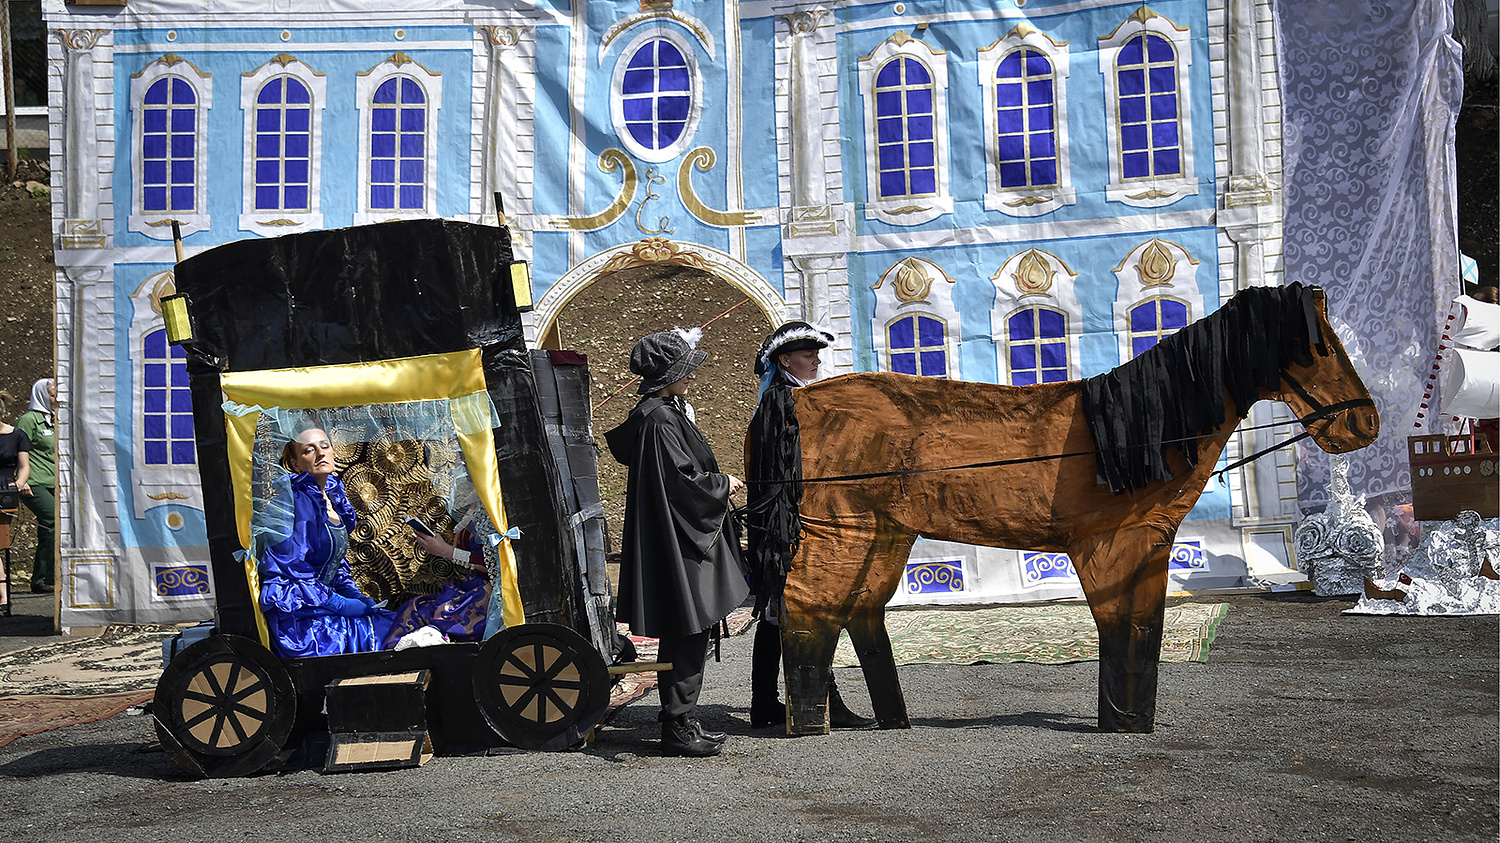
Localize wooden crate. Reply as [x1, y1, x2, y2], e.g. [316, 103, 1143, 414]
[1409, 433, 1499, 521]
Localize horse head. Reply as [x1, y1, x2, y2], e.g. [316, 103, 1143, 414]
[1272, 287, 1380, 454]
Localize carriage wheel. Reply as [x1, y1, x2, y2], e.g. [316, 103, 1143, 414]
[153, 634, 294, 778]
[472, 623, 611, 751]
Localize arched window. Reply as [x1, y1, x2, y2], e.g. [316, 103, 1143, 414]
[142, 328, 195, 466]
[995, 49, 1057, 189]
[873, 57, 937, 200]
[621, 39, 692, 152]
[1007, 306, 1068, 385]
[142, 77, 197, 213]
[370, 76, 427, 211]
[253, 76, 312, 212]
[1115, 34, 1181, 180]
[888, 314, 948, 377]
[1128, 297, 1189, 358]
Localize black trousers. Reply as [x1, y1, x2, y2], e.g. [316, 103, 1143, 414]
[656, 627, 712, 720]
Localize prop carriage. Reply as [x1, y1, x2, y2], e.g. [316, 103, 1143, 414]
[152, 218, 641, 777]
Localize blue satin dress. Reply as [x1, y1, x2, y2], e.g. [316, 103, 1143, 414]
[258, 472, 396, 658]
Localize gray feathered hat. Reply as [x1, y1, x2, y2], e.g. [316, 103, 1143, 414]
[631, 327, 707, 394]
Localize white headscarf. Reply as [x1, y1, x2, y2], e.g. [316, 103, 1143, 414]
[29, 378, 54, 422]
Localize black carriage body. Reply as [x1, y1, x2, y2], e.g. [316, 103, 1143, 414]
[168, 221, 612, 760]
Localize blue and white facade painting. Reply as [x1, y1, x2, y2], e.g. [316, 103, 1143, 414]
[44, 0, 1295, 625]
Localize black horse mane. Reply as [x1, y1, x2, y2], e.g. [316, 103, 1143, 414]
[1081, 282, 1327, 494]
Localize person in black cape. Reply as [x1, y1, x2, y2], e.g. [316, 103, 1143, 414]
[745, 321, 876, 730]
[605, 327, 749, 757]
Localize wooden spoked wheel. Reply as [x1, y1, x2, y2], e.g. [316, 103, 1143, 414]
[154, 634, 294, 778]
[473, 623, 611, 751]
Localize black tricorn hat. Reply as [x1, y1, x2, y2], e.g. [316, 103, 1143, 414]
[755, 321, 834, 376]
[631, 327, 707, 394]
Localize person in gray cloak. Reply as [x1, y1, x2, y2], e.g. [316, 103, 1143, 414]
[605, 327, 749, 758]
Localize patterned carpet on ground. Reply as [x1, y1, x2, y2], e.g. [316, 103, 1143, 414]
[831, 602, 1230, 667]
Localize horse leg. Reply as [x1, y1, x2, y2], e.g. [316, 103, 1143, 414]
[1072, 530, 1172, 733]
[780, 614, 842, 735]
[841, 524, 914, 729]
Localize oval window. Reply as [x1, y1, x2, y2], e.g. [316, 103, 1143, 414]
[616, 36, 696, 160]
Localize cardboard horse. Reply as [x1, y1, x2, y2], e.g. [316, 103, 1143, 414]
[776, 284, 1379, 734]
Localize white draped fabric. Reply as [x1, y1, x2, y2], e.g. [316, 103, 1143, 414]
[1275, 0, 1464, 506]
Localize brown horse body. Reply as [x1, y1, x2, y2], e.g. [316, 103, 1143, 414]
[778, 287, 1378, 734]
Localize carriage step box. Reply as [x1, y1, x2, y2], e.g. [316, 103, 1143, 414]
[323, 670, 434, 773]
[1408, 432, 1499, 521]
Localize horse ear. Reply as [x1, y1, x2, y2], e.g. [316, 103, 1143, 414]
[1307, 287, 1330, 355]
[1310, 286, 1328, 316]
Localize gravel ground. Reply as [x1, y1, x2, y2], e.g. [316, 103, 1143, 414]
[0, 591, 1495, 843]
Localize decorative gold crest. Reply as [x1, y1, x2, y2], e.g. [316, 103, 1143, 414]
[1013, 250, 1055, 295]
[891, 258, 935, 303]
[1134, 239, 1177, 287]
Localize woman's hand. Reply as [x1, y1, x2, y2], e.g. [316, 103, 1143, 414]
[413, 530, 457, 559]
[725, 474, 745, 496]
[18, 485, 32, 497]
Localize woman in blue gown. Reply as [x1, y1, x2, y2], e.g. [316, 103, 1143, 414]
[257, 427, 395, 658]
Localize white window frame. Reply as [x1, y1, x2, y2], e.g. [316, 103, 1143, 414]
[129, 55, 212, 240]
[988, 248, 1081, 384]
[978, 26, 1075, 217]
[609, 28, 704, 164]
[1098, 9, 1197, 208]
[1111, 238, 1205, 363]
[857, 32, 953, 226]
[870, 257, 962, 380]
[239, 55, 327, 235]
[355, 54, 443, 224]
[128, 271, 203, 518]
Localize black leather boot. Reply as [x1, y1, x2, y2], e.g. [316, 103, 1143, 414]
[828, 677, 877, 730]
[661, 714, 722, 757]
[689, 717, 726, 744]
[749, 620, 784, 728]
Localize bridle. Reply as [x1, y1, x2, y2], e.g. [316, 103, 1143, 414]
[1213, 369, 1377, 480]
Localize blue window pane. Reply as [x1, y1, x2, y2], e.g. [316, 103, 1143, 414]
[144, 187, 167, 210]
[622, 68, 654, 95]
[621, 98, 652, 122]
[144, 160, 167, 184]
[1011, 370, 1038, 386]
[370, 158, 395, 183]
[1120, 96, 1147, 125]
[902, 59, 931, 86]
[920, 351, 947, 377]
[171, 414, 195, 438]
[998, 136, 1025, 161]
[284, 159, 308, 184]
[374, 79, 399, 103]
[999, 161, 1027, 187]
[1030, 106, 1053, 131]
[1040, 342, 1067, 369]
[875, 60, 902, 88]
[1118, 68, 1145, 97]
[878, 144, 905, 170]
[1148, 67, 1176, 95]
[284, 185, 308, 210]
[399, 184, 423, 209]
[170, 134, 194, 159]
[1123, 152, 1150, 178]
[1131, 304, 1158, 332]
[145, 362, 167, 388]
[891, 352, 916, 375]
[876, 117, 904, 143]
[371, 133, 395, 158]
[1153, 149, 1180, 175]
[400, 107, 425, 132]
[1010, 345, 1037, 370]
[143, 135, 167, 160]
[1161, 300, 1189, 329]
[255, 160, 280, 184]
[918, 316, 944, 347]
[399, 159, 423, 184]
[255, 186, 279, 209]
[172, 344, 187, 359]
[1026, 79, 1053, 105]
[399, 132, 424, 157]
[1119, 37, 1144, 66]
[145, 414, 170, 440]
[658, 67, 690, 92]
[171, 108, 195, 133]
[285, 79, 310, 104]
[370, 184, 394, 208]
[628, 48, 654, 70]
[1025, 52, 1051, 76]
[627, 123, 654, 146]
[1151, 94, 1177, 120]
[997, 107, 1023, 135]
[172, 78, 194, 103]
[172, 440, 196, 465]
[171, 186, 194, 210]
[909, 167, 935, 194]
[255, 133, 279, 158]
[284, 108, 309, 133]
[905, 88, 932, 115]
[875, 90, 902, 116]
[144, 330, 166, 357]
[400, 77, 425, 103]
[284, 134, 309, 158]
[1038, 309, 1066, 337]
[1042, 368, 1067, 384]
[889, 317, 915, 349]
[371, 107, 396, 132]
[996, 82, 1022, 109]
[1009, 312, 1035, 341]
[658, 94, 690, 122]
[1146, 35, 1175, 63]
[1152, 122, 1179, 148]
[1031, 134, 1056, 158]
[258, 78, 282, 104]
[171, 161, 194, 184]
[144, 110, 167, 133]
[658, 122, 685, 147]
[1122, 124, 1148, 151]
[145, 79, 170, 104]
[145, 441, 169, 465]
[908, 142, 934, 167]
[144, 390, 166, 413]
[879, 170, 906, 198]
[907, 116, 934, 141]
[657, 42, 685, 65]
[1132, 337, 1158, 358]
[997, 52, 1022, 77]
